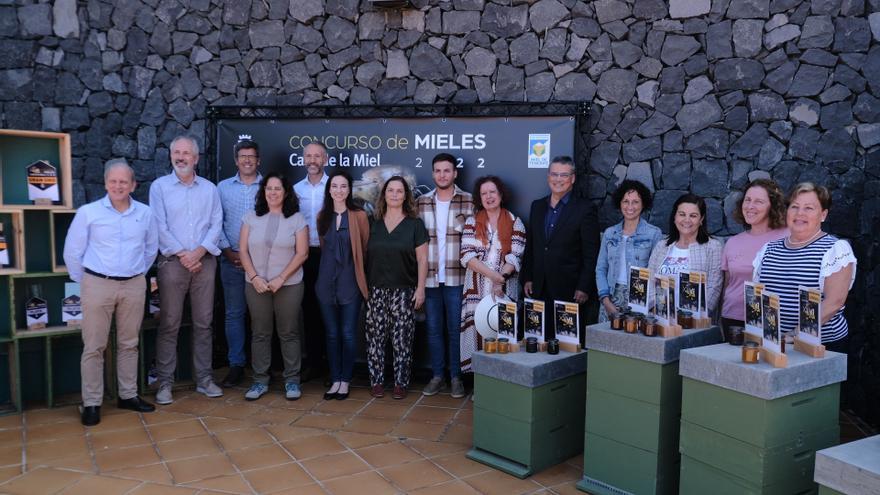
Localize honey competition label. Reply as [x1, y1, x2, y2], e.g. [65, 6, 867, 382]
[554, 300, 579, 345]
[0, 222, 8, 266]
[497, 301, 518, 343]
[762, 291, 781, 353]
[744, 282, 764, 338]
[62, 282, 82, 323]
[523, 298, 545, 342]
[677, 271, 699, 314]
[653, 274, 672, 326]
[26, 160, 60, 203]
[628, 266, 650, 314]
[798, 286, 822, 345]
[26, 296, 49, 328]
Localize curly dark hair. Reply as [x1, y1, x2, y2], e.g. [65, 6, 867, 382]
[254, 172, 299, 218]
[666, 193, 710, 245]
[317, 169, 363, 236]
[375, 176, 418, 219]
[732, 178, 787, 229]
[612, 180, 653, 211]
[472, 176, 508, 211]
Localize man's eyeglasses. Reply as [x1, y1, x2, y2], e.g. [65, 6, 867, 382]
[548, 172, 573, 179]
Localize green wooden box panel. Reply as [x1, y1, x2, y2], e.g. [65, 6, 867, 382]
[474, 405, 583, 469]
[0, 345, 11, 407]
[680, 454, 818, 495]
[583, 431, 679, 495]
[680, 420, 838, 486]
[0, 135, 65, 207]
[587, 350, 680, 405]
[19, 338, 46, 402]
[0, 276, 10, 340]
[51, 212, 74, 270]
[474, 372, 586, 423]
[12, 274, 68, 331]
[50, 334, 83, 396]
[682, 378, 840, 448]
[586, 387, 680, 454]
[23, 211, 52, 273]
[818, 486, 844, 495]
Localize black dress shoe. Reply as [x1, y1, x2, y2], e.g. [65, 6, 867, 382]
[323, 391, 337, 400]
[221, 366, 245, 388]
[117, 396, 156, 413]
[335, 391, 349, 400]
[81, 406, 100, 426]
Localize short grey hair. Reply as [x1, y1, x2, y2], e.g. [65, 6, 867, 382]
[104, 158, 135, 182]
[170, 135, 200, 155]
[550, 155, 576, 172]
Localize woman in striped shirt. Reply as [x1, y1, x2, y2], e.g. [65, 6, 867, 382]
[753, 183, 857, 353]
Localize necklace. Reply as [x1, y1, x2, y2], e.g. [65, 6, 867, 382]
[786, 229, 823, 248]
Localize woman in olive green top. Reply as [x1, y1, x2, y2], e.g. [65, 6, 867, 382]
[366, 176, 428, 400]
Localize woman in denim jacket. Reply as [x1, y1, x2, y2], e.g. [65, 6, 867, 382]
[596, 180, 663, 321]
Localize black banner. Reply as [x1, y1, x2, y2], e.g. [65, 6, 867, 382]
[215, 115, 576, 219]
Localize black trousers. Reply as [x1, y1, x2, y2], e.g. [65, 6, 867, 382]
[303, 247, 326, 371]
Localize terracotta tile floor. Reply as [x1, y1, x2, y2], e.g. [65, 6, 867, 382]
[0, 374, 873, 495]
[0, 376, 583, 494]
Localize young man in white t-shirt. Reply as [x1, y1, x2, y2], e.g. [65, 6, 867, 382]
[416, 154, 474, 398]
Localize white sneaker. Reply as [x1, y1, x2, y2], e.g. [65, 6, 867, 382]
[196, 381, 223, 398]
[156, 384, 173, 405]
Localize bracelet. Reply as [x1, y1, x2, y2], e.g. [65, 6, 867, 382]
[248, 273, 258, 282]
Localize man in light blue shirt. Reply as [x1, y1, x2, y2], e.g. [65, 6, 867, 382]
[149, 135, 224, 405]
[217, 139, 262, 387]
[64, 159, 158, 426]
[293, 141, 329, 381]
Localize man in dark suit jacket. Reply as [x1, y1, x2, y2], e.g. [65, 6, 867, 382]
[522, 156, 600, 344]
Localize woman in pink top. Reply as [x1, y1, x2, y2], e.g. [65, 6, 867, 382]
[720, 178, 787, 333]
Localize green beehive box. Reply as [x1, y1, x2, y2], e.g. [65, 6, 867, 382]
[581, 430, 679, 495]
[473, 403, 584, 470]
[680, 420, 838, 486]
[586, 386, 680, 454]
[587, 350, 681, 405]
[680, 454, 819, 495]
[682, 378, 840, 449]
[474, 372, 586, 423]
[818, 487, 844, 495]
[469, 350, 587, 478]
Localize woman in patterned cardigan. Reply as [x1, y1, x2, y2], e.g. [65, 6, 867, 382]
[459, 176, 527, 373]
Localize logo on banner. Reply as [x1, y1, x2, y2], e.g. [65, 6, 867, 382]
[528, 134, 551, 168]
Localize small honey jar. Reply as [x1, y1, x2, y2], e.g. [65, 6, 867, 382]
[525, 337, 538, 353]
[611, 312, 625, 330]
[643, 316, 657, 337]
[547, 339, 559, 355]
[742, 341, 759, 363]
[624, 315, 639, 334]
[678, 310, 694, 329]
[498, 337, 510, 354]
[484, 337, 497, 353]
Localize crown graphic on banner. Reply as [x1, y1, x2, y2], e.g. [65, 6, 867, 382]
[238, 134, 252, 141]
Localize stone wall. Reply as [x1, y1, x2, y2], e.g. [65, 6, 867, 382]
[2, 0, 879, 421]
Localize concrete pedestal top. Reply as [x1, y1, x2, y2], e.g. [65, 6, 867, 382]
[815, 435, 880, 494]
[585, 322, 722, 364]
[679, 343, 847, 400]
[471, 349, 587, 388]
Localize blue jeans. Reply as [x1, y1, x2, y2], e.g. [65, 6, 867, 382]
[424, 284, 463, 379]
[219, 256, 247, 367]
[319, 297, 362, 383]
